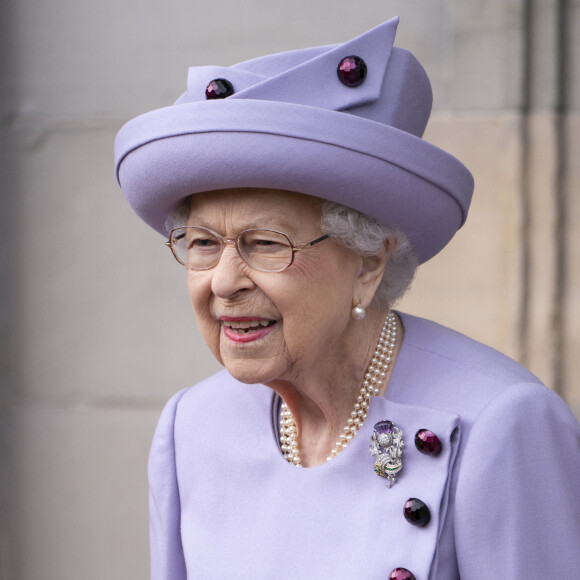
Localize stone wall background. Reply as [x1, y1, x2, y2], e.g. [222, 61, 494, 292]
[1, 0, 578, 578]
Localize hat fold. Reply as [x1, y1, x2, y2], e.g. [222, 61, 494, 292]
[229, 17, 399, 111]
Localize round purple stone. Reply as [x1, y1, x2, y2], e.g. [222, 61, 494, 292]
[389, 568, 416, 580]
[415, 429, 442, 456]
[205, 78, 234, 100]
[337, 55, 367, 87]
[404, 498, 431, 527]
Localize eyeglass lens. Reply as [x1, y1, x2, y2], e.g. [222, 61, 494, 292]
[171, 227, 294, 272]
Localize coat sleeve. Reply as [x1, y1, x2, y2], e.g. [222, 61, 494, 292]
[454, 383, 580, 578]
[148, 389, 189, 580]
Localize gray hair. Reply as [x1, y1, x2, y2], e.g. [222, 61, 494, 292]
[319, 201, 417, 308]
[165, 195, 418, 307]
[165, 201, 190, 235]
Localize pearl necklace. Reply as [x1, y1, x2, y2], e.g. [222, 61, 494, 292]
[280, 311, 398, 466]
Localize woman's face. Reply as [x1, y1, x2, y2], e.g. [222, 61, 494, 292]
[185, 188, 365, 386]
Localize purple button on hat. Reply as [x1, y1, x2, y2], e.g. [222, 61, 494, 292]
[337, 55, 367, 87]
[115, 16, 474, 264]
[205, 78, 235, 99]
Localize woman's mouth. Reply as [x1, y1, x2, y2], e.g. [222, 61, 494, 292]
[220, 317, 277, 343]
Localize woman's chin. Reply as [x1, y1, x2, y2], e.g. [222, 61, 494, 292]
[222, 359, 280, 385]
[218, 327, 286, 384]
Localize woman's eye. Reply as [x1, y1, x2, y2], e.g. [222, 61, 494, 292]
[255, 239, 279, 246]
[247, 238, 287, 254]
[190, 238, 219, 250]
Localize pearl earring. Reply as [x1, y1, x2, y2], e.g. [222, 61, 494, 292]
[351, 303, 366, 320]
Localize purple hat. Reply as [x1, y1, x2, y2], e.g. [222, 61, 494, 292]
[114, 17, 473, 264]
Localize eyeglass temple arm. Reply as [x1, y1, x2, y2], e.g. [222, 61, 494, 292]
[292, 234, 330, 253]
[300, 234, 330, 249]
[165, 232, 187, 247]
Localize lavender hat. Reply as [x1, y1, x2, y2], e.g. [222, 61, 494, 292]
[114, 17, 473, 264]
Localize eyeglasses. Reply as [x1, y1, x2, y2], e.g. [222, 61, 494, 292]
[166, 226, 330, 273]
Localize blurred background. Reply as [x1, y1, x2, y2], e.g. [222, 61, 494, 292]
[1, 0, 578, 577]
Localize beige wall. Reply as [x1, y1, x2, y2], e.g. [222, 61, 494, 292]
[1, 0, 578, 578]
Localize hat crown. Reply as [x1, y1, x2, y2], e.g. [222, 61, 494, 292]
[176, 17, 432, 138]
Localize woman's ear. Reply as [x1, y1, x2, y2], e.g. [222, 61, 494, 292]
[354, 240, 390, 307]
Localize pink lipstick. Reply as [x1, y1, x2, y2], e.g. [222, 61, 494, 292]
[220, 317, 277, 344]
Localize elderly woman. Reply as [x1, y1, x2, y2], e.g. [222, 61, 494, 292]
[115, 17, 580, 580]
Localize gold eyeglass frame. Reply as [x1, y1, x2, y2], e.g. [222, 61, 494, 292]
[165, 226, 330, 273]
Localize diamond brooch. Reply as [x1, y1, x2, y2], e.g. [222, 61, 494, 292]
[369, 420, 404, 487]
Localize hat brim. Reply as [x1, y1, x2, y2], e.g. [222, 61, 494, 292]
[115, 99, 473, 264]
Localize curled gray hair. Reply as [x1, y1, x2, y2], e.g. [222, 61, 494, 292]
[319, 201, 417, 308]
[165, 195, 418, 307]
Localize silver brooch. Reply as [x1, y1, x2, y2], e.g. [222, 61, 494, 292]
[369, 420, 404, 487]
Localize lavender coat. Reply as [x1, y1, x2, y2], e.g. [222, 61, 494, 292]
[148, 313, 580, 579]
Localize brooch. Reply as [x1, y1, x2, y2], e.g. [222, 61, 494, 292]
[369, 420, 404, 487]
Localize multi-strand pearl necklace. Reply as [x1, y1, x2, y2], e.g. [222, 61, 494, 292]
[280, 311, 398, 467]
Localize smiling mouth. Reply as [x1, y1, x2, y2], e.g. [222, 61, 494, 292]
[222, 319, 276, 334]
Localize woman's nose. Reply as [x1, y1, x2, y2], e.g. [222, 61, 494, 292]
[210, 243, 255, 298]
